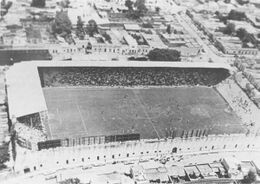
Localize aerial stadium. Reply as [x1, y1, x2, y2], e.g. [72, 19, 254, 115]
[6, 60, 259, 173]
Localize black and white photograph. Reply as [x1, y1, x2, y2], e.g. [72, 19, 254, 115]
[0, 0, 260, 183]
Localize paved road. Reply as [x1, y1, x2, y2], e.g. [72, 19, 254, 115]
[175, 13, 220, 62]
[174, 12, 235, 63]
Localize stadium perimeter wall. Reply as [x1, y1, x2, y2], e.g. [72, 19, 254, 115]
[14, 134, 260, 173]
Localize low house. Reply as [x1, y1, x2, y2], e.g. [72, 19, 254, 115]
[167, 165, 187, 183]
[222, 157, 244, 180]
[209, 162, 227, 177]
[144, 167, 169, 183]
[196, 164, 218, 179]
[184, 165, 201, 181]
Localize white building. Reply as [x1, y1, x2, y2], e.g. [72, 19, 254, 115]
[216, 36, 258, 56]
[2, 31, 27, 47]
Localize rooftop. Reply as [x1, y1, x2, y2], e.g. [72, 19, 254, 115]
[167, 166, 186, 177]
[124, 24, 141, 31]
[144, 167, 169, 182]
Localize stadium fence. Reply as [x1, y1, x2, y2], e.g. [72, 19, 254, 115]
[38, 133, 140, 150]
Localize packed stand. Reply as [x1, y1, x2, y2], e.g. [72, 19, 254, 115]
[15, 123, 47, 146]
[17, 113, 43, 131]
[41, 67, 230, 87]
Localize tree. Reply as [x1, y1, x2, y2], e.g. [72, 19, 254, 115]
[0, 0, 12, 18]
[4, 1, 12, 9]
[215, 11, 227, 24]
[31, 0, 45, 8]
[134, 0, 148, 17]
[236, 28, 247, 40]
[245, 83, 253, 94]
[166, 25, 171, 34]
[102, 32, 111, 43]
[155, 7, 160, 13]
[242, 169, 257, 184]
[228, 10, 246, 21]
[147, 48, 181, 61]
[60, 0, 70, 8]
[223, 23, 235, 35]
[236, 28, 253, 44]
[76, 16, 85, 39]
[76, 16, 84, 32]
[51, 10, 72, 37]
[125, 0, 133, 11]
[125, 0, 147, 19]
[86, 19, 98, 37]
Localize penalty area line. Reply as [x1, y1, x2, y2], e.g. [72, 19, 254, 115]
[75, 102, 88, 133]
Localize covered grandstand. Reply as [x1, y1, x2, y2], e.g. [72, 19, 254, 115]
[6, 60, 234, 119]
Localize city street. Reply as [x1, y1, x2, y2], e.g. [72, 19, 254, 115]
[174, 12, 234, 63]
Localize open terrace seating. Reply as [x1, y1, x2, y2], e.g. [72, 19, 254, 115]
[41, 67, 230, 87]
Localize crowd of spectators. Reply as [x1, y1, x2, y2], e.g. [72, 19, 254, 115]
[15, 123, 47, 146]
[41, 67, 230, 87]
[17, 113, 43, 131]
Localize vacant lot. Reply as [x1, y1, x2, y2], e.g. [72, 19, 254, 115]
[43, 87, 244, 140]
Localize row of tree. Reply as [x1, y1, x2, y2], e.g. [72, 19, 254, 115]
[50, 10, 98, 41]
[51, 11, 72, 38]
[223, 23, 257, 47]
[76, 16, 98, 38]
[216, 10, 247, 24]
[236, 28, 257, 46]
[31, 0, 45, 8]
[235, 61, 260, 91]
[147, 48, 181, 61]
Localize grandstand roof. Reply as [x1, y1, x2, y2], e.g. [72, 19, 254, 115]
[6, 62, 47, 118]
[6, 60, 233, 118]
[35, 60, 232, 69]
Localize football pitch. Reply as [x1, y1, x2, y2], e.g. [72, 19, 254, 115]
[43, 86, 244, 140]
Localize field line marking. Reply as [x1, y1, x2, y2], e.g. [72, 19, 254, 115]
[75, 102, 88, 133]
[56, 108, 63, 126]
[133, 90, 161, 139]
[47, 115, 54, 140]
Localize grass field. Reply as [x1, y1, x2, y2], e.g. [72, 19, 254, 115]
[43, 87, 244, 140]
